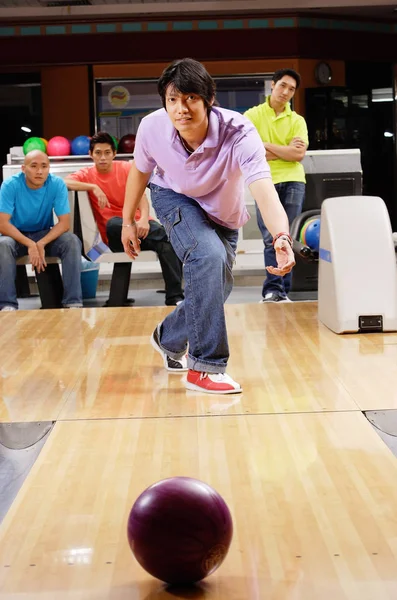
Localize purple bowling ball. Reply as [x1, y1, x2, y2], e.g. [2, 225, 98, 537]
[118, 133, 135, 154]
[127, 477, 233, 585]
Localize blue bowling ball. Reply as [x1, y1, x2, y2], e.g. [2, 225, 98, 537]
[71, 135, 90, 156]
[304, 218, 321, 251]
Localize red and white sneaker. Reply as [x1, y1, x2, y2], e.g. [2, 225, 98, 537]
[185, 370, 242, 394]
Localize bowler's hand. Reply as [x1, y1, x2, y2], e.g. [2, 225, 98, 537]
[289, 137, 306, 149]
[265, 150, 278, 161]
[136, 218, 150, 240]
[36, 240, 47, 272]
[264, 142, 278, 161]
[121, 224, 140, 259]
[266, 237, 295, 276]
[28, 241, 47, 273]
[93, 185, 110, 209]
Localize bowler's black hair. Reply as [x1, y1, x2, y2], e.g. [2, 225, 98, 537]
[272, 68, 301, 89]
[158, 58, 216, 110]
[89, 131, 116, 153]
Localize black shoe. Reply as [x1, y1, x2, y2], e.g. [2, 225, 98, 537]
[104, 297, 135, 307]
[165, 296, 184, 306]
[150, 324, 188, 372]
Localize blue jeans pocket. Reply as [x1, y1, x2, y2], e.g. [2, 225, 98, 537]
[163, 207, 198, 263]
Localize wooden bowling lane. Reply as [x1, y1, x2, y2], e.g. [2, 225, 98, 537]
[0, 308, 117, 422]
[314, 336, 397, 412]
[58, 303, 359, 420]
[1, 411, 397, 599]
[282, 307, 397, 411]
[4, 301, 397, 424]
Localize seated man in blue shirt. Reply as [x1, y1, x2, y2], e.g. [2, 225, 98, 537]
[0, 150, 82, 311]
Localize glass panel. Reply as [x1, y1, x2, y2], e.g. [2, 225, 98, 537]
[95, 75, 274, 136]
[372, 87, 393, 103]
[330, 90, 348, 108]
[329, 91, 348, 148]
[305, 88, 328, 149]
[96, 80, 162, 138]
[351, 94, 368, 109]
[214, 76, 272, 113]
[350, 93, 369, 147]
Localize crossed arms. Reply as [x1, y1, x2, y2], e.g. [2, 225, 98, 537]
[264, 137, 307, 162]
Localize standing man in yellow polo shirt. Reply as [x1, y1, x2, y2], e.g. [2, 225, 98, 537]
[245, 68, 308, 302]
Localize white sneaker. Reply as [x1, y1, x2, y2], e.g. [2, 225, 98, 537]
[1, 306, 17, 312]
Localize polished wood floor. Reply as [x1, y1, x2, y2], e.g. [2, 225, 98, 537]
[1, 303, 397, 599]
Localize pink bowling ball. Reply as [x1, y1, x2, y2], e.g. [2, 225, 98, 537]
[47, 136, 71, 156]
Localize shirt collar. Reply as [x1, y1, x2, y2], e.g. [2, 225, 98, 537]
[170, 108, 219, 153]
[266, 95, 292, 117]
[202, 109, 220, 148]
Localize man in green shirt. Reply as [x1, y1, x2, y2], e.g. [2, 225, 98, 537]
[245, 68, 308, 302]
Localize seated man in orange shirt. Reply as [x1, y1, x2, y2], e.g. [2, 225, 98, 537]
[65, 131, 184, 306]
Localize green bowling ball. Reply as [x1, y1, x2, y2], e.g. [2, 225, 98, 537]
[111, 135, 119, 151]
[23, 137, 47, 155]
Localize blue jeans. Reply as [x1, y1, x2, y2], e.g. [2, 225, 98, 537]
[0, 230, 83, 309]
[256, 181, 305, 298]
[149, 184, 238, 373]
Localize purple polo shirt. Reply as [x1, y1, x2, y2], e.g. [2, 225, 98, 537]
[133, 106, 271, 229]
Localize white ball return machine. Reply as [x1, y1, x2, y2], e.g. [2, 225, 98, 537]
[318, 196, 397, 334]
